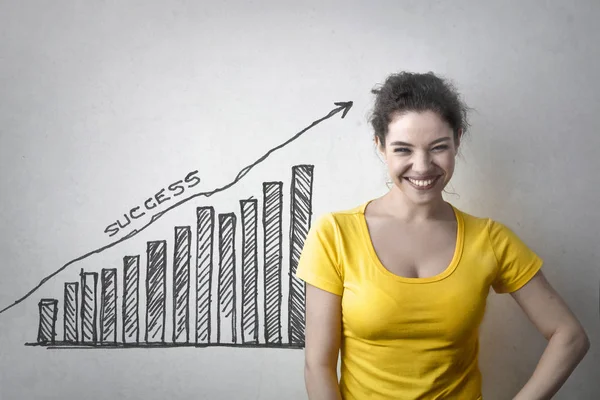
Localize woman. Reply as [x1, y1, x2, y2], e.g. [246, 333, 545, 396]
[296, 71, 590, 399]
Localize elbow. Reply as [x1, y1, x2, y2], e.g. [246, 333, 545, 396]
[575, 330, 591, 357]
[304, 362, 315, 385]
[303, 359, 341, 399]
[304, 357, 338, 385]
[557, 326, 590, 359]
[304, 358, 336, 376]
[571, 326, 590, 356]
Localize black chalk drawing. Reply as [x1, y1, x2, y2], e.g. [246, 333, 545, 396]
[173, 227, 192, 343]
[100, 268, 118, 344]
[123, 256, 140, 343]
[146, 241, 167, 343]
[37, 299, 58, 344]
[63, 282, 78, 343]
[263, 182, 283, 344]
[8, 101, 353, 349]
[218, 213, 237, 344]
[289, 165, 314, 345]
[241, 199, 259, 344]
[80, 271, 98, 343]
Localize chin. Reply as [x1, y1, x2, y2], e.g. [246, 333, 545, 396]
[408, 193, 442, 204]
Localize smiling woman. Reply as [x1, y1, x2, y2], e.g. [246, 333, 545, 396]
[381, 111, 457, 197]
[296, 71, 590, 400]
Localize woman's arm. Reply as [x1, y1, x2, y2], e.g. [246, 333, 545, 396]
[510, 270, 590, 400]
[304, 283, 343, 400]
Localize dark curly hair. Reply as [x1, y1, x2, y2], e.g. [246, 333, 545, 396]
[369, 71, 471, 147]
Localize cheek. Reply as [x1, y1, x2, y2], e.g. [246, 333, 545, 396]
[433, 150, 455, 166]
[441, 158, 455, 171]
[386, 160, 406, 178]
[439, 156, 456, 178]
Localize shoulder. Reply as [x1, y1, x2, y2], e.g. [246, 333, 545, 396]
[449, 204, 493, 234]
[450, 204, 518, 230]
[449, 204, 519, 250]
[314, 202, 368, 229]
[452, 204, 542, 261]
[308, 202, 369, 247]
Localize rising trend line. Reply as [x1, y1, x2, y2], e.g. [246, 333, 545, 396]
[0, 101, 353, 316]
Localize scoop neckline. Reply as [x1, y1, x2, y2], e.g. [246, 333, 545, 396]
[359, 200, 464, 284]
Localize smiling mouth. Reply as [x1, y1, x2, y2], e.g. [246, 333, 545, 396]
[403, 176, 441, 190]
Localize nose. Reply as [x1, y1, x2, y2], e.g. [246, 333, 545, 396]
[412, 151, 432, 174]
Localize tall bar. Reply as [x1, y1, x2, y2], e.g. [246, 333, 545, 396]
[123, 255, 140, 344]
[173, 226, 191, 343]
[37, 299, 58, 344]
[64, 282, 79, 343]
[289, 165, 314, 345]
[240, 199, 258, 344]
[196, 207, 214, 344]
[100, 268, 117, 344]
[263, 181, 283, 344]
[146, 240, 167, 343]
[80, 270, 98, 343]
[218, 213, 237, 344]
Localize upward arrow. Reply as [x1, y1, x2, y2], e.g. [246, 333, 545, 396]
[0, 101, 353, 316]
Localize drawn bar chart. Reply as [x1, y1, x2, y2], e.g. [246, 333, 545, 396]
[3, 101, 352, 321]
[30, 164, 315, 349]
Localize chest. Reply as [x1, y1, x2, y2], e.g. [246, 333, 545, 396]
[341, 275, 488, 345]
[366, 219, 458, 279]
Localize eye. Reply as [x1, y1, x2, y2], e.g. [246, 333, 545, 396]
[393, 147, 411, 153]
[432, 145, 449, 151]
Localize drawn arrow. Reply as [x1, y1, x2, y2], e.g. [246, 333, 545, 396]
[0, 101, 353, 315]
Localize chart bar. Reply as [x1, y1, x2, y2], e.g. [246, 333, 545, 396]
[173, 226, 191, 343]
[80, 270, 98, 343]
[240, 199, 259, 344]
[37, 299, 58, 344]
[100, 268, 117, 344]
[289, 165, 314, 345]
[196, 207, 214, 344]
[263, 181, 283, 344]
[146, 241, 167, 343]
[64, 282, 78, 343]
[218, 213, 237, 344]
[123, 255, 140, 344]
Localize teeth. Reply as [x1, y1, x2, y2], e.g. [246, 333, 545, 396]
[407, 177, 436, 187]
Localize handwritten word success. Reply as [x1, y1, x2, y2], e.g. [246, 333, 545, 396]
[104, 170, 200, 237]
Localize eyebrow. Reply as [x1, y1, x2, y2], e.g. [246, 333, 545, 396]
[389, 137, 452, 147]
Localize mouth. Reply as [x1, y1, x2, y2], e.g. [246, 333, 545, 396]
[403, 175, 442, 191]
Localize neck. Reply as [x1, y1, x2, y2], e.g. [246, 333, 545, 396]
[382, 187, 453, 223]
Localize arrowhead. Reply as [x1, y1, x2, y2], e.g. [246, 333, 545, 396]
[333, 101, 353, 119]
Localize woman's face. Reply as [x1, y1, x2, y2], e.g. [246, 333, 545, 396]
[378, 110, 459, 205]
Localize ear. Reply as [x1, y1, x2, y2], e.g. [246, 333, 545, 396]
[374, 135, 385, 156]
[454, 129, 462, 150]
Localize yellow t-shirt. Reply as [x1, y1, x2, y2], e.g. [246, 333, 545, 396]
[296, 201, 543, 400]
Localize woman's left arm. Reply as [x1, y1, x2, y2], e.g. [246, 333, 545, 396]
[510, 270, 590, 400]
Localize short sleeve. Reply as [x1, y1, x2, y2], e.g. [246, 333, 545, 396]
[295, 213, 344, 296]
[488, 219, 544, 294]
